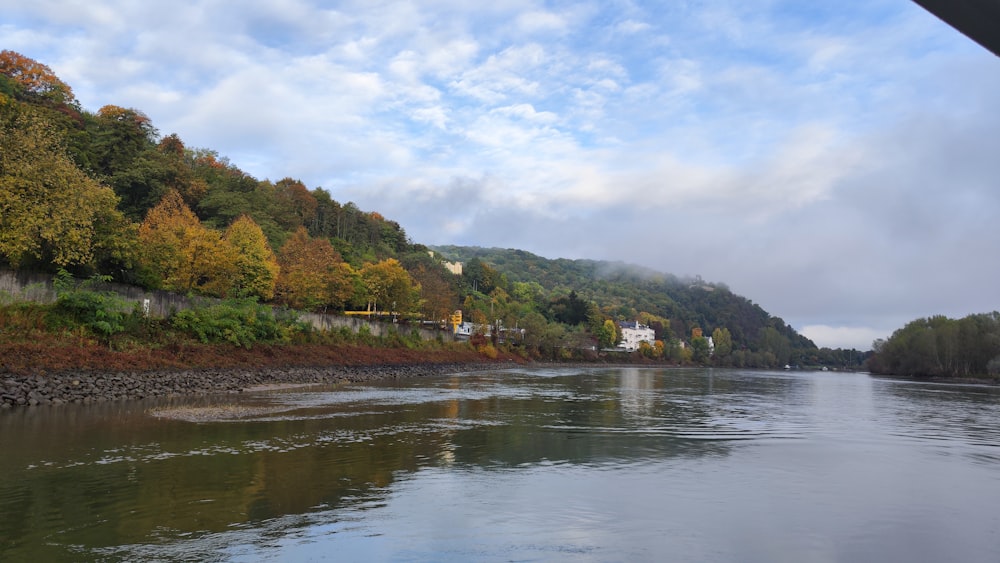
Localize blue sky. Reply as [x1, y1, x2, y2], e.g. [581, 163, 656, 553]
[3, 0, 998, 349]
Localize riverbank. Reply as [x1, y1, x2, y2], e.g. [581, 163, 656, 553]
[0, 361, 520, 408]
[0, 338, 526, 408]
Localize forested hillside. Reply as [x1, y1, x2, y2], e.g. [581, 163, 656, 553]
[432, 245, 841, 367]
[0, 50, 451, 321]
[1, 50, 857, 367]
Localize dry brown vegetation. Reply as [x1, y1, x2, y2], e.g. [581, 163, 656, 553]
[0, 335, 521, 376]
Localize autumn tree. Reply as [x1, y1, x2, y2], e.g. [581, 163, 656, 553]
[224, 215, 279, 300]
[639, 340, 664, 359]
[157, 134, 208, 206]
[358, 258, 421, 315]
[0, 106, 134, 271]
[0, 50, 75, 105]
[409, 263, 459, 323]
[137, 190, 237, 296]
[275, 227, 355, 311]
[273, 177, 318, 231]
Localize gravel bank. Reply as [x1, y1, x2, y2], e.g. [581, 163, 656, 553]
[0, 362, 504, 408]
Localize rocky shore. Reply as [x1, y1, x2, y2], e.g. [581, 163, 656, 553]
[0, 362, 505, 409]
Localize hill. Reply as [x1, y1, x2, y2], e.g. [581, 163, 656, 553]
[0, 50, 854, 368]
[433, 245, 819, 366]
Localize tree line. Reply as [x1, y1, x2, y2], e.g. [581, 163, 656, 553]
[868, 313, 1000, 378]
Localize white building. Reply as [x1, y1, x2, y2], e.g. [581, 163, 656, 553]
[427, 251, 463, 275]
[618, 321, 656, 352]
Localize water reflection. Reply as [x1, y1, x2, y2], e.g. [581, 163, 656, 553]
[871, 377, 1000, 464]
[2, 368, 999, 562]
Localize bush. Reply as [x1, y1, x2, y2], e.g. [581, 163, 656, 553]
[171, 298, 304, 348]
[355, 324, 376, 346]
[478, 342, 498, 359]
[50, 270, 129, 342]
[0, 300, 50, 339]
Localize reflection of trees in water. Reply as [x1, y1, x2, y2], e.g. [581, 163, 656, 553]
[0, 391, 468, 558]
[0, 368, 815, 560]
[446, 368, 776, 468]
[872, 379, 1000, 449]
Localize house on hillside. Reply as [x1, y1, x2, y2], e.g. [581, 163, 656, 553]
[618, 321, 656, 352]
[427, 251, 463, 275]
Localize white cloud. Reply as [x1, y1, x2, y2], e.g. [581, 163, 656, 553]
[615, 19, 652, 35]
[517, 10, 568, 35]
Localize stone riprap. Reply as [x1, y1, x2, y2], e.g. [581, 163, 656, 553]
[0, 363, 492, 408]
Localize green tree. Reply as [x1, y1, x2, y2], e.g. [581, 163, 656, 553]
[712, 327, 733, 359]
[757, 326, 791, 367]
[598, 319, 619, 349]
[691, 336, 711, 364]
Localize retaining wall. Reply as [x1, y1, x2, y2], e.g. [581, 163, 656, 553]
[0, 268, 447, 341]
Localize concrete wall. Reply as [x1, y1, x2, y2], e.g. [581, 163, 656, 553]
[0, 268, 449, 341]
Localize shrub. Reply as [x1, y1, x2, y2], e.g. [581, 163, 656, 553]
[0, 300, 50, 338]
[50, 270, 129, 342]
[171, 298, 304, 348]
[355, 324, 376, 346]
[478, 342, 498, 359]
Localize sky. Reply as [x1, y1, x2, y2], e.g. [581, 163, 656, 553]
[3, 0, 998, 350]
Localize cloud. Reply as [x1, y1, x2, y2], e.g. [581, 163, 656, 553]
[799, 325, 890, 351]
[517, 10, 568, 35]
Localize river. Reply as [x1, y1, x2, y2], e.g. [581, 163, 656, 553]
[1, 367, 998, 562]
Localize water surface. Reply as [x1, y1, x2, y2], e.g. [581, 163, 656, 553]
[1, 367, 998, 561]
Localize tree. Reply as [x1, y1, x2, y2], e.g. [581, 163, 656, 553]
[409, 263, 459, 323]
[550, 290, 589, 325]
[0, 50, 75, 105]
[463, 257, 503, 294]
[691, 336, 711, 364]
[512, 280, 546, 311]
[0, 106, 133, 270]
[137, 190, 237, 296]
[275, 227, 354, 311]
[224, 215, 279, 300]
[757, 326, 791, 367]
[359, 258, 420, 315]
[712, 327, 733, 360]
[273, 177, 318, 230]
[598, 319, 619, 349]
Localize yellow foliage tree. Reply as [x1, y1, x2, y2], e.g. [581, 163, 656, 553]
[359, 258, 420, 315]
[0, 108, 133, 268]
[224, 215, 279, 300]
[137, 190, 237, 296]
